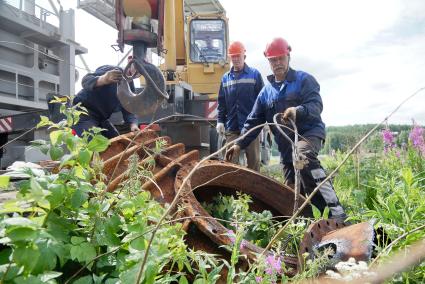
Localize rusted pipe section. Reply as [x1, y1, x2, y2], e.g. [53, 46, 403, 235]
[299, 219, 375, 269]
[174, 160, 304, 272]
[100, 132, 375, 277]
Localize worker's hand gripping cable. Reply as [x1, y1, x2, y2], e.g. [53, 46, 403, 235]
[273, 113, 306, 213]
[116, 57, 169, 117]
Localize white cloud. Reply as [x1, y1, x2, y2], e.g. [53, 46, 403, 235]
[222, 0, 425, 126]
[68, 0, 425, 126]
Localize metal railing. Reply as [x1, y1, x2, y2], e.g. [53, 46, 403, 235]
[2, 0, 60, 27]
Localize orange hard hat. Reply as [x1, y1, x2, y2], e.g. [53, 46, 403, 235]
[228, 41, 246, 56]
[264, 37, 291, 58]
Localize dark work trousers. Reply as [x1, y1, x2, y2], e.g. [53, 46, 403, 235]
[73, 112, 119, 139]
[282, 136, 346, 219]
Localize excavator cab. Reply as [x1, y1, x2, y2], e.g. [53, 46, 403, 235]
[190, 19, 227, 64]
[185, 15, 229, 95]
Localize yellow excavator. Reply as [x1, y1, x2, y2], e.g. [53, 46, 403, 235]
[114, 0, 230, 156]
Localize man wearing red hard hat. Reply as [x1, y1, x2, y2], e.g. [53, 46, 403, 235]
[226, 37, 347, 221]
[217, 41, 264, 171]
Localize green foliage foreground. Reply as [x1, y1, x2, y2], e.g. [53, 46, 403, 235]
[0, 104, 326, 283]
[0, 103, 424, 283]
[322, 132, 425, 282]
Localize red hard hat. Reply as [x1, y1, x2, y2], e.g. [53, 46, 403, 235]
[228, 41, 246, 56]
[264, 37, 291, 58]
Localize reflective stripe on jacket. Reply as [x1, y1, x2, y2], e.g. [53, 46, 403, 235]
[217, 64, 264, 131]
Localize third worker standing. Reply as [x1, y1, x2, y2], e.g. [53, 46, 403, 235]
[217, 41, 264, 171]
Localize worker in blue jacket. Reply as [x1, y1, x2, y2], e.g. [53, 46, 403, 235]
[217, 41, 264, 171]
[72, 65, 139, 138]
[226, 38, 346, 220]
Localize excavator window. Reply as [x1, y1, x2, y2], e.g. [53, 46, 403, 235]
[190, 19, 226, 63]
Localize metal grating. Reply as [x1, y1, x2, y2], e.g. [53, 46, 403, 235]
[77, 0, 116, 29]
[77, 0, 226, 30]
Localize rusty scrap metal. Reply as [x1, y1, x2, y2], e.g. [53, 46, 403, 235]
[299, 219, 375, 267]
[101, 131, 375, 275]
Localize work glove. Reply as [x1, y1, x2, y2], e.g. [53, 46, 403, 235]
[282, 107, 297, 123]
[98, 69, 123, 86]
[216, 122, 225, 134]
[130, 123, 139, 132]
[225, 144, 241, 162]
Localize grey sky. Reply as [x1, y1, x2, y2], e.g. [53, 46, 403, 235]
[66, 0, 425, 126]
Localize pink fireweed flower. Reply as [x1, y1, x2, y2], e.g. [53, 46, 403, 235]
[227, 229, 235, 244]
[255, 276, 263, 283]
[240, 239, 247, 250]
[382, 129, 395, 153]
[382, 129, 394, 145]
[265, 254, 282, 275]
[409, 124, 425, 156]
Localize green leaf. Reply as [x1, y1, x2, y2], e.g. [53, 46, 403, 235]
[119, 264, 138, 284]
[47, 184, 65, 208]
[73, 275, 93, 284]
[31, 240, 58, 274]
[12, 275, 44, 284]
[0, 248, 11, 265]
[30, 140, 50, 155]
[50, 130, 62, 145]
[323, 206, 330, 219]
[6, 226, 37, 242]
[65, 134, 79, 152]
[70, 188, 89, 209]
[13, 244, 40, 273]
[70, 242, 96, 264]
[39, 271, 63, 282]
[37, 115, 51, 128]
[93, 273, 107, 284]
[179, 275, 189, 284]
[130, 237, 145, 251]
[143, 262, 158, 284]
[60, 154, 76, 167]
[29, 178, 51, 209]
[49, 146, 64, 160]
[0, 263, 21, 281]
[3, 217, 37, 227]
[78, 149, 92, 166]
[50, 241, 69, 267]
[96, 216, 121, 246]
[87, 135, 110, 152]
[311, 204, 322, 220]
[74, 166, 89, 180]
[71, 236, 85, 245]
[208, 263, 224, 281]
[0, 175, 10, 189]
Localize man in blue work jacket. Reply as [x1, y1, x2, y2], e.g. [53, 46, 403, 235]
[217, 41, 264, 171]
[73, 65, 139, 139]
[226, 38, 346, 220]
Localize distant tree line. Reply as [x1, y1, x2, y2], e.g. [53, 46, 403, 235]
[270, 124, 415, 156]
[322, 124, 413, 154]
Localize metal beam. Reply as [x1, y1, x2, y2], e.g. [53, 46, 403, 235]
[77, 54, 92, 73]
[47, 0, 59, 16]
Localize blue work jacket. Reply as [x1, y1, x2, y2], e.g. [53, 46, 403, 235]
[238, 68, 326, 163]
[217, 64, 264, 132]
[73, 65, 137, 124]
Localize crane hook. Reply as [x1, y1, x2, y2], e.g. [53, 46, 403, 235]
[117, 58, 168, 117]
